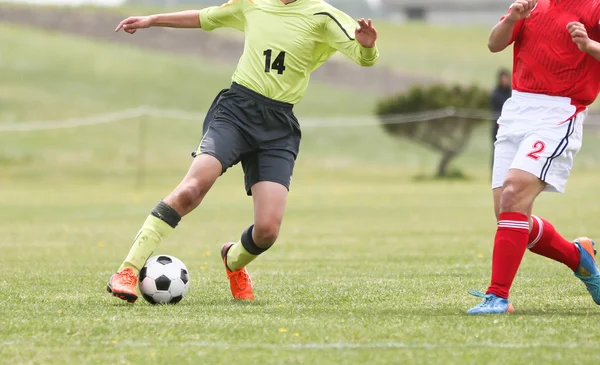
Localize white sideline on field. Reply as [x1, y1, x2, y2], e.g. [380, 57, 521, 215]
[0, 340, 597, 350]
[153, 341, 598, 350]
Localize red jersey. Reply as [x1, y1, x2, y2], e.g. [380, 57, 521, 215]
[506, 0, 600, 110]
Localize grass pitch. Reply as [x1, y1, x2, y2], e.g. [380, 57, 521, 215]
[3, 156, 600, 364]
[3, 116, 600, 364]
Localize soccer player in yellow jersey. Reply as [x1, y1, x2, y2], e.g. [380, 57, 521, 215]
[107, 0, 379, 303]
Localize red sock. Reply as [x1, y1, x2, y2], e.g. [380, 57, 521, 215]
[487, 212, 530, 299]
[528, 216, 580, 272]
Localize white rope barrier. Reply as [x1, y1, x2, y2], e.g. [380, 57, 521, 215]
[1, 106, 600, 132]
[0, 107, 147, 132]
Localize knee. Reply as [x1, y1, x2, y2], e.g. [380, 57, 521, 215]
[252, 221, 281, 247]
[173, 178, 208, 210]
[500, 177, 524, 213]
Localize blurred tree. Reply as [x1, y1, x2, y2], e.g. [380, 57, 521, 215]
[376, 84, 490, 178]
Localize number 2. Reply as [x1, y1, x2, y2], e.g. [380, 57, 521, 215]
[527, 141, 546, 160]
[263, 49, 286, 75]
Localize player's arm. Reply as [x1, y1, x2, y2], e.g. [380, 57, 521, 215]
[488, 18, 521, 53]
[115, 0, 245, 34]
[488, 0, 536, 52]
[568, 22, 600, 61]
[115, 11, 201, 33]
[582, 41, 600, 61]
[198, 0, 245, 32]
[323, 12, 378, 67]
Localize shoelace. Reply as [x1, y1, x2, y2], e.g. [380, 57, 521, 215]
[120, 271, 137, 286]
[233, 270, 251, 290]
[480, 296, 494, 307]
[468, 290, 493, 306]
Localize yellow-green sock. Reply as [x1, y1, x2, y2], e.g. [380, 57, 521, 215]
[226, 225, 270, 271]
[226, 241, 258, 271]
[118, 215, 175, 275]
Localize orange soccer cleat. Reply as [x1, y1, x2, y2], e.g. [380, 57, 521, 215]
[221, 243, 255, 301]
[106, 268, 139, 303]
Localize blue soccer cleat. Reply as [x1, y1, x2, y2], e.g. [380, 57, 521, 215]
[466, 290, 514, 315]
[573, 237, 600, 305]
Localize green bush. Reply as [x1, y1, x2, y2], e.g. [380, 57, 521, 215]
[376, 84, 491, 177]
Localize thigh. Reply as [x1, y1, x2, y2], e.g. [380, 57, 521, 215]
[242, 149, 296, 196]
[511, 113, 583, 193]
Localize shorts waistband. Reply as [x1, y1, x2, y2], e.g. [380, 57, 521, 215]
[511, 90, 572, 105]
[231, 82, 293, 110]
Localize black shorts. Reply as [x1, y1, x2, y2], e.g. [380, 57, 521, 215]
[192, 83, 301, 196]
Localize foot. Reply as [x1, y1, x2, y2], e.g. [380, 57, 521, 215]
[573, 237, 600, 305]
[466, 290, 514, 315]
[106, 268, 138, 303]
[221, 243, 255, 301]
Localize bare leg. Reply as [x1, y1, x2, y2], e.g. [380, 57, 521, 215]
[221, 181, 289, 300]
[486, 169, 546, 299]
[164, 154, 223, 216]
[119, 154, 222, 273]
[225, 181, 289, 271]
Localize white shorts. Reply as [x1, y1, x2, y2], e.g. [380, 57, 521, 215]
[492, 90, 586, 193]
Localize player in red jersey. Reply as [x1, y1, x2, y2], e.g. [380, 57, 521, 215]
[468, 0, 600, 314]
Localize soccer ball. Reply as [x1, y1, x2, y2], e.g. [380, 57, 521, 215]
[139, 255, 190, 305]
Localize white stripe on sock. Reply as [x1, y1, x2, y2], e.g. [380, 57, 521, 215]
[527, 216, 544, 249]
[498, 220, 529, 225]
[498, 221, 529, 230]
[498, 222, 529, 228]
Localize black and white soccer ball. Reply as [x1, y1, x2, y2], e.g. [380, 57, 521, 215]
[139, 255, 190, 305]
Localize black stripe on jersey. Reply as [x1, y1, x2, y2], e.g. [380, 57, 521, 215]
[314, 12, 355, 41]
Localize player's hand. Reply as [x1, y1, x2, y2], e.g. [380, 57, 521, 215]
[115, 16, 153, 34]
[568, 22, 591, 52]
[505, 0, 537, 23]
[355, 18, 377, 48]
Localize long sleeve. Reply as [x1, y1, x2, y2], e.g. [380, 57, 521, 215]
[321, 9, 378, 67]
[199, 0, 245, 32]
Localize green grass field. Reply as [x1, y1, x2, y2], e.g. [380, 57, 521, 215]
[3, 131, 600, 364]
[4, 13, 600, 365]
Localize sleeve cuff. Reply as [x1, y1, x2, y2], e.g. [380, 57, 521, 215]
[198, 8, 213, 31]
[360, 44, 378, 61]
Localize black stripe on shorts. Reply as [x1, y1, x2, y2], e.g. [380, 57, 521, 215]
[539, 118, 576, 181]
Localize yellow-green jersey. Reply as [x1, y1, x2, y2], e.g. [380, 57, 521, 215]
[199, 0, 379, 104]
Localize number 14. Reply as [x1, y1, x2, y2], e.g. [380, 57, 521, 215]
[263, 49, 286, 75]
